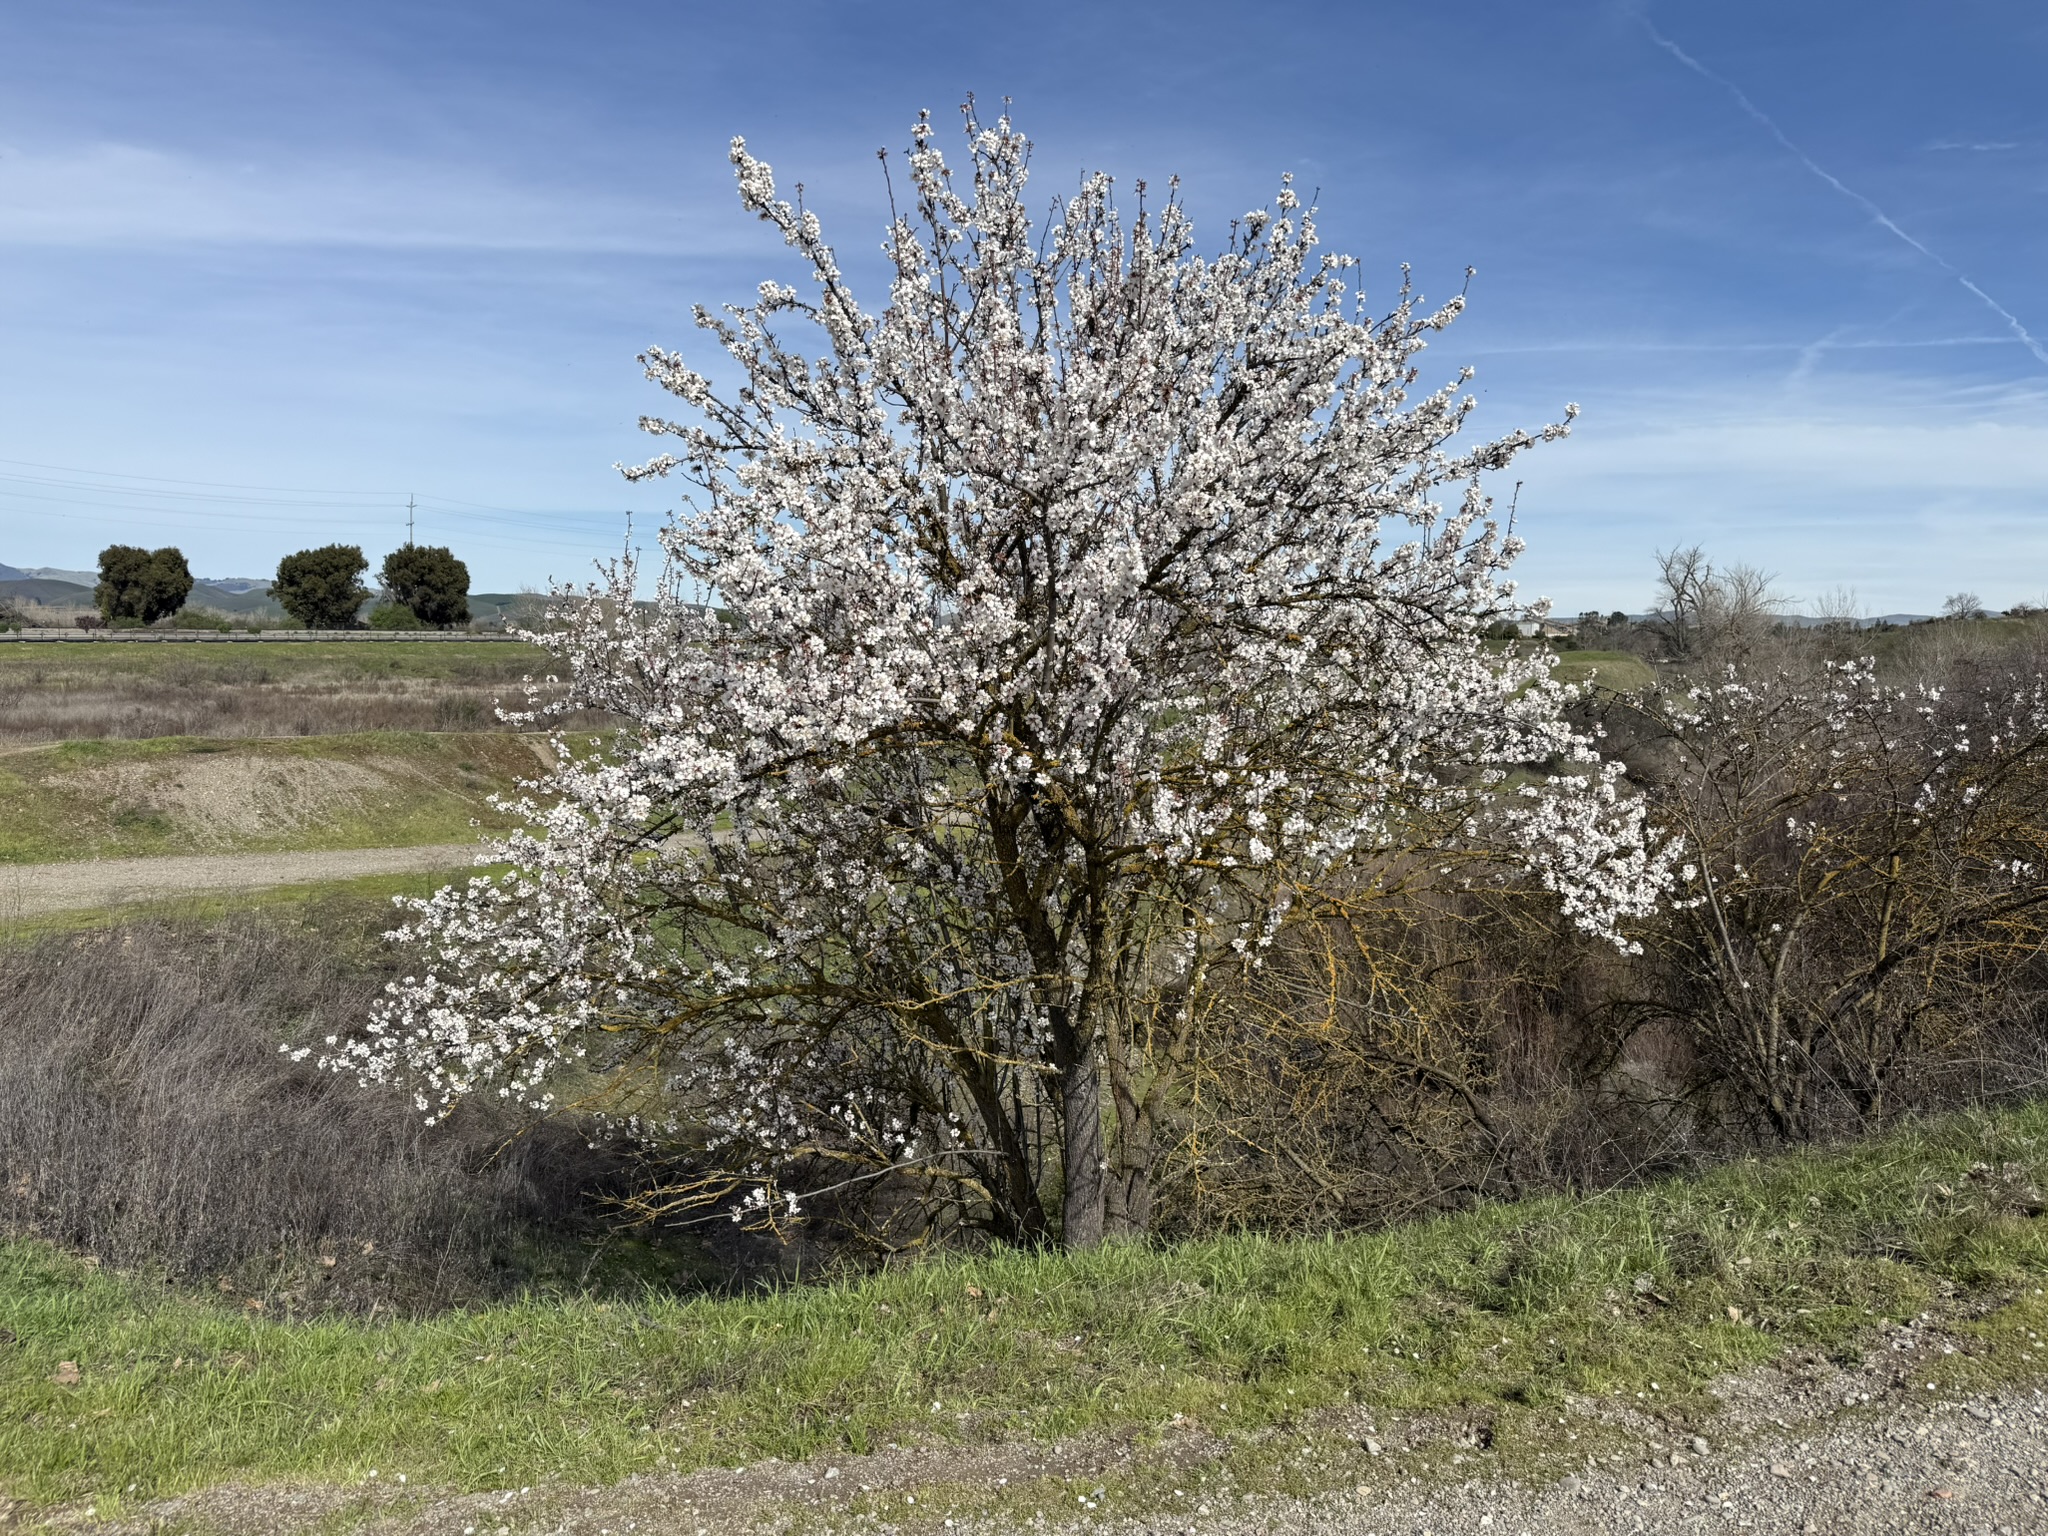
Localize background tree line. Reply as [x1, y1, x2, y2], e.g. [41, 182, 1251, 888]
[83, 540, 472, 630]
[269, 542, 471, 630]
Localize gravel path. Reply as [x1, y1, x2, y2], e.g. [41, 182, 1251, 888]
[0, 845, 482, 917]
[1163, 1387, 2048, 1535]
[88, 1385, 2048, 1536]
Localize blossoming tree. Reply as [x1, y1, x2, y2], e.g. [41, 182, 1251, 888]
[330, 106, 1673, 1248]
[1615, 659, 2048, 1140]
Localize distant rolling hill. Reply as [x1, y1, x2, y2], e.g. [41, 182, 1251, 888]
[185, 584, 285, 617]
[1, 577, 284, 618]
[0, 578, 97, 606]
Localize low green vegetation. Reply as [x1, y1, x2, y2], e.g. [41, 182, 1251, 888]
[0, 731, 546, 862]
[0, 637, 569, 743]
[1548, 647, 1655, 692]
[4, 1102, 2044, 1513]
[0, 637, 543, 686]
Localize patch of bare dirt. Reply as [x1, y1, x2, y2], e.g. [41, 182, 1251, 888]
[71, 756, 398, 847]
[0, 846, 483, 917]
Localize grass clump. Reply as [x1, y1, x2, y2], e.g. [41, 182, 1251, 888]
[3, 1101, 2044, 1510]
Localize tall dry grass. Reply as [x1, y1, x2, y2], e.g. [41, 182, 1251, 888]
[0, 677, 518, 740]
[0, 917, 639, 1311]
[0, 653, 609, 743]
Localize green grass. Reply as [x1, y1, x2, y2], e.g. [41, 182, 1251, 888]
[0, 732, 545, 863]
[1549, 648, 1656, 692]
[5, 1102, 2046, 1513]
[0, 638, 546, 686]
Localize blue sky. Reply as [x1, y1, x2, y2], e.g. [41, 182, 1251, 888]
[1, 0, 2043, 612]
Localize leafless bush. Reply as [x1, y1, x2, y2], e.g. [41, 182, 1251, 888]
[1137, 617, 2048, 1238]
[1646, 545, 1792, 665]
[1148, 875, 1709, 1239]
[0, 917, 645, 1310]
[1599, 650, 2048, 1143]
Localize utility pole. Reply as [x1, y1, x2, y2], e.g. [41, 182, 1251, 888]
[406, 494, 416, 546]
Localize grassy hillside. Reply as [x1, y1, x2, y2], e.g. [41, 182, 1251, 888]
[2, 1103, 2044, 1516]
[0, 732, 548, 862]
[0, 577, 99, 607]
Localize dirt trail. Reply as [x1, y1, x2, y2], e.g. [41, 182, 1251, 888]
[0, 845, 483, 917]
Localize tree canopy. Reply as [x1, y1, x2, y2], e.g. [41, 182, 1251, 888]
[273, 545, 370, 630]
[330, 107, 1674, 1250]
[94, 545, 193, 625]
[380, 544, 471, 629]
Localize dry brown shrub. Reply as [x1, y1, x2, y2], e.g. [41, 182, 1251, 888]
[1599, 650, 2048, 1144]
[1148, 877, 1698, 1239]
[0, 916, 642, 1310]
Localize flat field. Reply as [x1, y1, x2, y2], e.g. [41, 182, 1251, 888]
[0, 640, 567, 743]
[0, 731, 547, 863]
[1547, 648, 1656, 692]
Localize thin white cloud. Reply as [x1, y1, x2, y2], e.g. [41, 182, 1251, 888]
[0, 140, 730, 253]
[1507, 375, 2048, 612]
[1465, 335, 2021, 357]
[1638, 17, 2048, 371]
[1923, 140, 2021, 153]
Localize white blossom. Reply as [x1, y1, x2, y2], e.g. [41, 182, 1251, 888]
[326, 105, 1673, 1242]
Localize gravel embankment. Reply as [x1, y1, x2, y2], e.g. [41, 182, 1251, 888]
[1156, 1387, 2047, 1535]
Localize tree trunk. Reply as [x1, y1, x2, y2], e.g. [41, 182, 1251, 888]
[1103, 1033, 1159, 1241]
[1105, 1132, 1154, 1239]
[1056, 1026, 1108, 1249]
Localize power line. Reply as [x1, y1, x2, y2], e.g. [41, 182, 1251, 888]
[0, 456, 406, 496]
[0, 476, 639, 534]
[0, 493, 631, 558]
[0, 456, 657, 523]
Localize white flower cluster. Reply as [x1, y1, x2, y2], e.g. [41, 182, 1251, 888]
[326, 107, 1673, 1221]
[1642, 657, 2048, 927]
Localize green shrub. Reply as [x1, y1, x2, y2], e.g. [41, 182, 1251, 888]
[94, 546, 192, 625]
[273, 545, 370, 630]
[367, 600, 425, 631]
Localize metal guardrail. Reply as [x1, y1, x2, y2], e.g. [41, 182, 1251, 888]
[0, 628, 530, 644]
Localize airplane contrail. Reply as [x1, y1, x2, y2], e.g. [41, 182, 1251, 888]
[1640, 17, 2048, 370]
